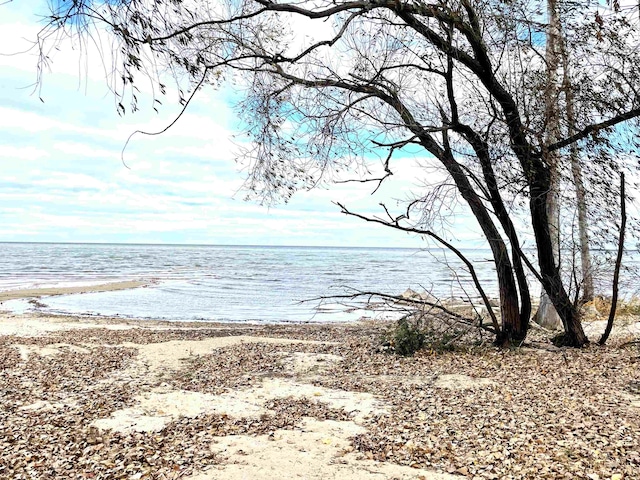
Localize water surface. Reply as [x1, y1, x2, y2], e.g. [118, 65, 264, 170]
[1, 242, 632, 323]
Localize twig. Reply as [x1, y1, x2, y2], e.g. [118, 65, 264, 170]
[306, 288, 496, 334]
[120, 67, 210, 168]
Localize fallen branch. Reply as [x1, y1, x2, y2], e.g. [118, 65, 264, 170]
[336, 202, 501, 333]
[307, 287, 496, 334]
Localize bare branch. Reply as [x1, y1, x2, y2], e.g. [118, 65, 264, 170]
[548, 108, 640, 152]
[120, 66, 211, 167]
[336, 202, 501, 333]
[599, 172, 626, 345]
[307, 287, 497, 333]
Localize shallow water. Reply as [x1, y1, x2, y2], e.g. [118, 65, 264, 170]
[0, 242, 634, 323]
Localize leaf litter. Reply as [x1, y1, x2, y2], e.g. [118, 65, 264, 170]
[0, 313, 639, 479]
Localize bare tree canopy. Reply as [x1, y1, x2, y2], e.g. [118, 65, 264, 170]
[25, 0, 640, 346]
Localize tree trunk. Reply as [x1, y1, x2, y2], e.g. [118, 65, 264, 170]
[443, 54, 531, 342]
[599, 172, 626, 345]
[386, 91, 525, 345]
[534, 0, 562, 329]
[561, 37, 594, 302]
[530, 179, 589, 346]
[427, 135, 523, 344]
[439, 152, 523, 344]
[568, 115, 594, 302]
[534, 163, 562, 329]
[451, 121, 532, 337]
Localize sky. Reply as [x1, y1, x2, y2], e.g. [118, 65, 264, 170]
[0, 0, 483, 248]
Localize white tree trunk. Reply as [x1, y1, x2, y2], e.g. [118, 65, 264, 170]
[535, 0, 563, 329]
[561, 36, 594, 302]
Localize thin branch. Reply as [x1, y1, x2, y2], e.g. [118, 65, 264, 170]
[275, 11, 360, 64]
[335, 145, 395, 194]
[147, 1, 369, 43]
[307, 288, 496, 333]
[336, 136, 425, 193]
[599, 172, 626, 345]
[120, 66, 210, 167]
[371, 136, 419, 148]
[336, 202, 501, 333]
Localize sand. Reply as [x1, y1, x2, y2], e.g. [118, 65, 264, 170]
[127, 336, 335, 372]
[1, 313, 460, 479]
[0, 314, 137, 336]
[0, 280, 149, 301]
[4, 311, 639, 479]
[187, 418, 458, 480]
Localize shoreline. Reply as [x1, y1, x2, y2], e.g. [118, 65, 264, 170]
[0, 310, 367, 337]
[0, 280, 150, 302]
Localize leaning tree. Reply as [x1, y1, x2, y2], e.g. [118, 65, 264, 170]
[27, 0, 640, 346]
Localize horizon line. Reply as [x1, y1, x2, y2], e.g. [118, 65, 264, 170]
[0, 240, 436, 250]
[0, 241, 617, 252]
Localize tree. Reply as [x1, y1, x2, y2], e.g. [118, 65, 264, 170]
[533, 0, 563, 330]
[534, 0, 596, 330]
[28, 0, 640, 346]
[561, 37, 595, 305]
[536, 0, 634, 321]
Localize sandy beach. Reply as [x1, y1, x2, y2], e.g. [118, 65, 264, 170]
[1, 306, 640, 479]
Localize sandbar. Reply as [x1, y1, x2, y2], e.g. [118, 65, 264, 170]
[0, 280, 149, 301]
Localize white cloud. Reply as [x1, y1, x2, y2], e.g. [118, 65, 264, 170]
[0, 145, 49, 160]
[0, 7, 442, 248]
[52, 142, 115, 159]
[0, 107, 66, 133]
[31, 172, 111, 191]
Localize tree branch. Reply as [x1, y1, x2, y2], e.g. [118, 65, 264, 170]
[599, 172, 626, 345]
[309, 288, 497, 333]
[548, 108, 640, 152]
[336, 202, 501, 333]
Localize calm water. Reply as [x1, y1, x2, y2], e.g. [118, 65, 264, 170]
[0, 242, 635, 323]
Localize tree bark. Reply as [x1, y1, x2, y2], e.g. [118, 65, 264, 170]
[534, 0, 562, 329]
[435, 147, 522, 345]
[444, 55, 531, 339]
[453, 124, 532, 337]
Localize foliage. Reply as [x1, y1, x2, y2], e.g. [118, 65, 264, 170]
[383, 316, 426, 357]
[382, 312, 482, 355]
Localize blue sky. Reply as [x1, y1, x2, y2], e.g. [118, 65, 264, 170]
[0, 1, 484, 248]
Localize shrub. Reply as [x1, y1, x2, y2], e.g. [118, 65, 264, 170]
[388, 316, 426, 356]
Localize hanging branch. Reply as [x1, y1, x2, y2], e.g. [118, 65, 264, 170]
[599, 172, 626, 346]
[336, 202, 501, 334]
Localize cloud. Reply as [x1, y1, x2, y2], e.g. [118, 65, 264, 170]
[31, 172, 112, 190]
[0, 6, 454, 248]
[52, 141, 115, 159]
[0, 145, 50, 160]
